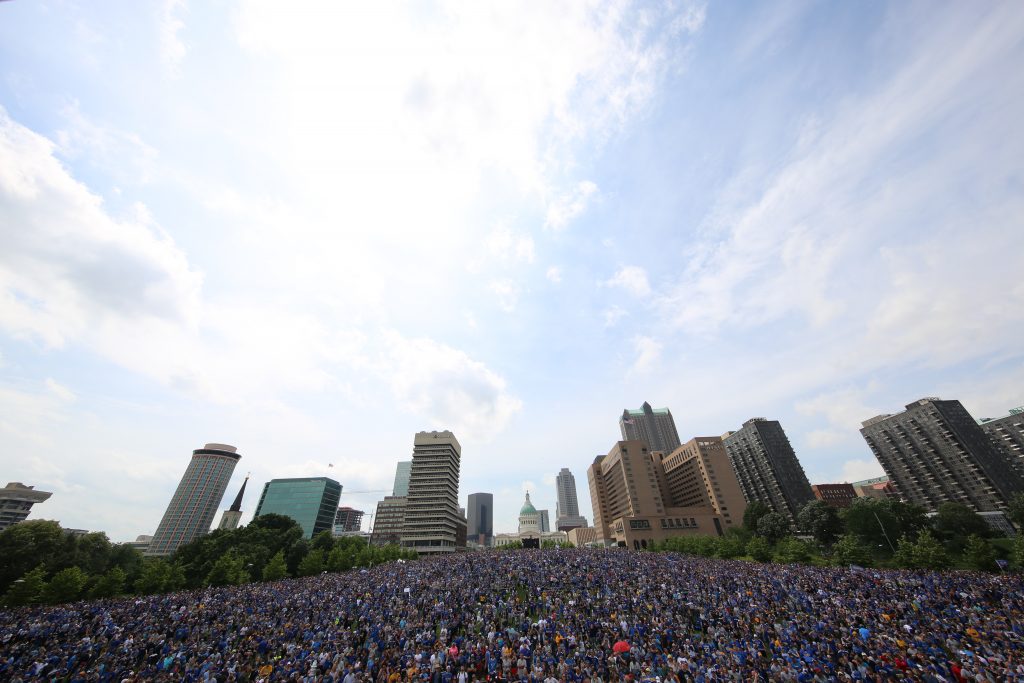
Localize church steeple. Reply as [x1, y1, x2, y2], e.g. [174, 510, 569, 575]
[229, 474, 249, 512]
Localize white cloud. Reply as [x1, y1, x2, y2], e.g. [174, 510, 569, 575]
[486, 225, 535, 264]
[159, 0, 188, 77]
[630, 335, 662, 375]
[603, 305, 628, 328]
[607, 265, 651, 297]
[44, 378, 76, 403]
[545, 180, 599, 230]
[489, 279, 521, 313]
[840, 458, 886, 483]
[56, 100, 158, 184]
[545, 266, 562, 284]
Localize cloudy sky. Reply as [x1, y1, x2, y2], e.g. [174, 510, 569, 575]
[2, 1, 1023, 540]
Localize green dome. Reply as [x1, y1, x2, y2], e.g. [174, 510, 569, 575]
[520, 492, 537, 516]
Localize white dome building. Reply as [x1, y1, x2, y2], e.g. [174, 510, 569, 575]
[518, 491, 541, 535]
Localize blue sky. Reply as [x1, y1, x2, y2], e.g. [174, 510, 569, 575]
[1, 1, 1022, 540]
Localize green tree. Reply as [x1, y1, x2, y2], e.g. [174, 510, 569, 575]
[326, 546, 352, 573]
[934, 503, 991, 542]
[743, 501, 771, 532]
[311, 530, 335, 552]
[2, 565, 47, 606]
[1008, 493, 1024, 530]
[90, 567, 127, 598]
[134, 558, 172, 594]
[964, 534, 997, 571]
[746, 536, 773, 562]
[831, 534, 873, 567]
[756, 512, 790, 544]
[297, 548, 325, 576]
[1013, 533, 1024, 570]
[893, 535, 917, 569]
[74, 532, 114, 575]
[911, 530, 949, 569]
[263, 550, 289, 581]
[797, 501, 844, 546]
[0, 520, 65, 593]
[43, 566, 88, 604]
[774, 536, 812, 564]
[715, 528, 749, 559]
[206, 549, 249, 586]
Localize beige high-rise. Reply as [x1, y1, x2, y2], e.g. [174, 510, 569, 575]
[400, 430, 462, 555]
[657, 436, 746, 530]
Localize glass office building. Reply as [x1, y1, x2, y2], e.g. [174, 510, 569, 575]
[253, 477, 342, 538]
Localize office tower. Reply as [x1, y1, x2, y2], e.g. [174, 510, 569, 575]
[400, 430, 461, 555]
[588, 440, 725, 549]
[811, 483, 858, 508]
[370, 496, 407, 546]
[657, 436, 747, 529]
[620, 401, 682, 453]
[217, 474, 249, 531]
[860, 398, 1024, 512]
[538, 509, 551, 532]
[392, 461, 412, 497]
[850, 476, 896, 499]
[722, 419, 814, 523]
[467, 492, 493, 546]
[334, 506, 364, 532]
[253, 477, 342, 538]
[555, 468, 588, 530]
[980, 407, 1024, 472]
[0, 482, 52, 532]
[148, 443, 241, 556]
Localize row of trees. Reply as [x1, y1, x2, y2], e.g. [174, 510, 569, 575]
[1, 514, 416, 606]
[654, 496, 1024, 571]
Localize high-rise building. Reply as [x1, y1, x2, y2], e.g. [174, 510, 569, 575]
[370, 496, 407, 546]
[217, 474, 249, 531]
[850, 476, 896, 499]
[723, 419, 814, 523]
[466, 492, 493, 546]
[620, 402, 682, 454]
[538, 509, 551, 532]
[811, 483, 858, 508]
[980, 407, 1024, 473]
[392, 461, 412, 497]
[400, 431, 462, 555]
[334, 506, 364, 533]
[0, 482, 52, 532]
[588, 440, 726, 549]
[148, 443, 241, 556]
[656, 436, 747, 530]
[860, 398, 1024, 512]
[555, 468, 588, 530]
[253, 477, 342, 538]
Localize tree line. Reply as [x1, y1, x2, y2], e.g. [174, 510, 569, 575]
[0, 514, 415, 607]
[653, 494, 1024, 571]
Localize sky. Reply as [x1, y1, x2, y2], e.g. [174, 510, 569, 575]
[1, 1, 1023, 540]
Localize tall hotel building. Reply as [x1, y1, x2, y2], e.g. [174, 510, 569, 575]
[148, 443, 241, 556]
[979, 407, 1024, 475]
[861, 398, 1024, 512]
[723, 419, 814, 523]
[620, 402, 682, 454]
[400, 431, 462, 555]
[656, 436, 747, 529]
[555, 468, 588, 530]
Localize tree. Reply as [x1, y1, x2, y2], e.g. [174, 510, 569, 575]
[774, 536, 812, 564]
[843, 498, 927, 549]
[743, 501, 771, 532]
[297, 549, 325, 576]
[893, 536, 917, 569]
[756, 512, 790, 544]
[831, 534, 873, 567]
[0, 520, 65, 593]
[75, 532, 114, 575]
[715, 528, 748, 559]
[90, 567, 127, 598]
[134, 559, 172, 594]
[911, 530, 949, 569]
[746, 536, 773, 562]
[311, 530, 335, 552]
[206, 550, 249, 586]
[1009, 493, 1024, 530]
[263, 550, 289, 581]
[3, 565, 47, 606]
[934, 503, 991, 542]
[964, 535, 997, 571]
[1014, 533, 1024, 570]
[797, 501, 844, 546]
[43, 566, 88, 604]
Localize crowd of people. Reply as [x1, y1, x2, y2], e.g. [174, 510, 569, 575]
[1, 548, 1022, 682]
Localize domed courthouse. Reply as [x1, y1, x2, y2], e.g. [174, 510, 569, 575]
[494, 492, 568, 547]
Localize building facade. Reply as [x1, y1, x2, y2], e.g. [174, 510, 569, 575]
[980, 407, 1024, 474]
[334, 506, 364, 533]
[567, 526, 598, 547]
[0, 482, 52, 532]
[619, 402, 682, 454]
[850, 476, 896, 499]
[253, 477, 343, 538]
[723, 419, 814, 523]
[538, 509, 551, 532]
[811, 483, 858, 508]
[588, 440, 726, 549]
[370, 496, 407, 546]
[860, 398, 1024, 512]
[148, 443, 241, 556]
[216, 474, 249, 531]
[392, 461, 413, 497]
[555, 468, 588, 530]
[400, 431, 462, 555]
[466, 492, 493, 546]
[657, 436, 747, 530]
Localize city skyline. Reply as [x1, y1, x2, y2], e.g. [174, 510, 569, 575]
[2, 3, 1024, 540]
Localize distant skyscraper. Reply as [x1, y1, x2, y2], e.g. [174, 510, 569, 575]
[401, 431, 461, 555]
[620, 402, 682, 453]
[555, 468, 588, 530]
[149, 443, 241, 556]
[980, 407, 1024, 474]
[217, 474, 249, 531]
[861, 398, 1024, 512]
[370, 496, 407, 546]
[253, 477, 343, 538]
[0, 482, 52, 532]
[723, 419, 814, 523]
[334, 506, 364, 533]
[392, 461, 412, 497]
[657, 436, 747, 530]
[538, 509, 551, 532]
[467, 492, 493, 546]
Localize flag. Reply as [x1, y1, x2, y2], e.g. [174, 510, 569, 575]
[328, 463, 334, 468]
[996, 559, 1009, 569]
[622, 418, 635, 425]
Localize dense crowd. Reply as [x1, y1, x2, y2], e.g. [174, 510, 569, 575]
[2, 549, 1023, 682]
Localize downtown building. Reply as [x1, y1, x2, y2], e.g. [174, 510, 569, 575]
[216, 474, 249, 531]
[656, 436, 747, 530]
[392, 460, 412, 497]
[253, 477, 342, 538]
[466, 492, 493, 546]
[723, 419, 814, 524]
[148, 443, 241, 556]
[0, 482, 52, 533]
[620, 401, 682, 454]
[370, 495, 407, 546]
[400, 430, 463, 555]
[860, 398, 1024, 512]
[334, 506, 364, 533]
[810, 483, 858, 508]
[554, 468, 588, 531]
[979, 407, 1024, 475]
